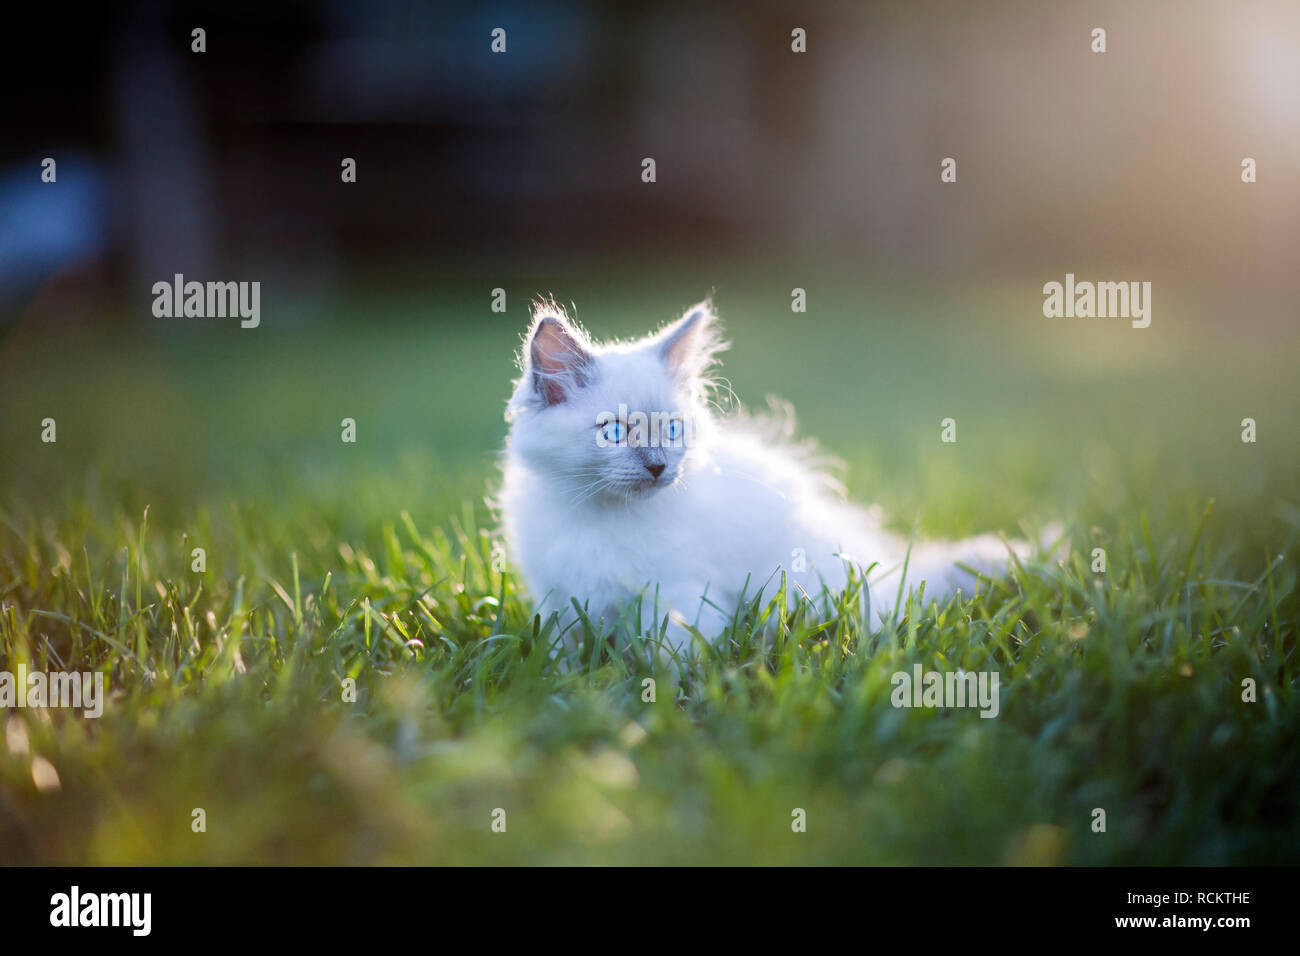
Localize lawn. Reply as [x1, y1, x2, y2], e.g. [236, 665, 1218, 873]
[1, 265, 1297, 864]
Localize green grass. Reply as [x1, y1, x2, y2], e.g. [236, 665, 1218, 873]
[1, 269, 1297, 864]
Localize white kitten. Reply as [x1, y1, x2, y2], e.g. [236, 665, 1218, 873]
[498, 298, 1049, 655]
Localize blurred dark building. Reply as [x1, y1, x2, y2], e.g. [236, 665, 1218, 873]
[3, 0, 1298, 319]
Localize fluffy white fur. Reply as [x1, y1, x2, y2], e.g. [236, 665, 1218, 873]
[499, 298, 1048, 653]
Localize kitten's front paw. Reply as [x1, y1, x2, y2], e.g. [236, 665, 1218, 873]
[1037, 521, 1070, 563]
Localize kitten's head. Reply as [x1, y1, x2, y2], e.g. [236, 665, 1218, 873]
[505, 298, 727, 502]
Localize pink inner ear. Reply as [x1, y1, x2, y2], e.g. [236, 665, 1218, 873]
[531, 318, 588, 404]
[663, 310, 704, 370]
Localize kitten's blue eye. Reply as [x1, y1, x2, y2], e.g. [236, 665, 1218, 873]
[601, 420, 626, 444]
[664, 418, 683, 442]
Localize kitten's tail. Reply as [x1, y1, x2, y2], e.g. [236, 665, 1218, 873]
[884, 522, 1067, 608]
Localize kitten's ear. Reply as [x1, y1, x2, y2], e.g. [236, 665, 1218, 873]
[659, 300, 726, 380]
[527, 309, 593, 405]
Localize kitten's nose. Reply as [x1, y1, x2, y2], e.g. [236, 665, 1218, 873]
[645, 463, 665, 479]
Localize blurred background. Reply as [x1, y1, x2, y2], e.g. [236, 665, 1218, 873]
[1, 0, 1297, 530]
[4, 0, 1299, 316]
